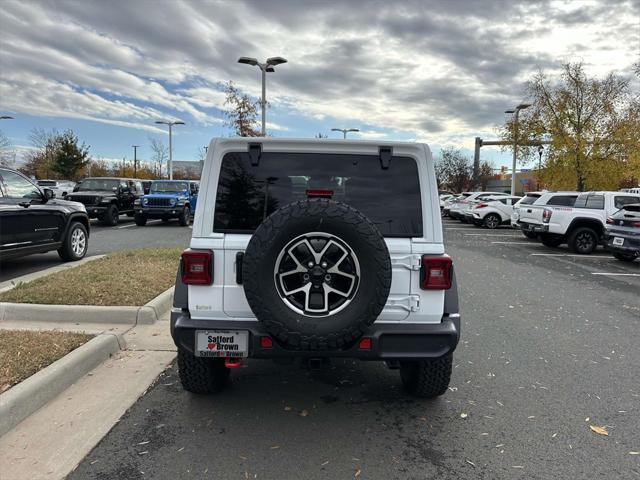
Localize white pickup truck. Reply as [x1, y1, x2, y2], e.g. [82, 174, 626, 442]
[519, 191, 640, 253]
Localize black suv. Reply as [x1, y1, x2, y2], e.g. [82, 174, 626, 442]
[0, 167, 90, 261]
[66, 177, 144, 226]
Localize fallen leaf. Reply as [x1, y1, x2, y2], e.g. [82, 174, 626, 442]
[300, 409, 309, 417]
[589, 425, 609, 436]
[284, 406, 292, 411]
[355, 469, 361, 477]
[270, 445, 280, 449]
[460, 413, 468, 419]
[137, 441, 150, 445]
[465, 460, 476, 467]
[321, 460, 330, 466]
[629, 451, 639, 455]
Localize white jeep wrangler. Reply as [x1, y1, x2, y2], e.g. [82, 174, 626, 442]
[171, 138, 460, 397]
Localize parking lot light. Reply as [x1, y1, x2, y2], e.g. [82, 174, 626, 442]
[505, 103, 531, 195]
[155, 120, 185, 180]
[331, 128, 360, 139]
[237, 56, 288, 136]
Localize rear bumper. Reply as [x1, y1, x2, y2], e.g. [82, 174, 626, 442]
[604, 233, 640, 254]
[170, 311, 460, 360]
[519, 221, 548, 233]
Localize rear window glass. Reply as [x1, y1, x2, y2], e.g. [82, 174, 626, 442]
[520, 194, 540, 205]
[614, 196, 640, 209]
[574, 194, 604, 209]
[547, 195, 577, 206]
[213, 152, 423, 237]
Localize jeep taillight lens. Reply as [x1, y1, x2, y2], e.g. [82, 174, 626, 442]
[475, 203, 488, 209]
[542, 208, 552, 223]
[420, 255, 452, 290]
[181, 249, 213, 285]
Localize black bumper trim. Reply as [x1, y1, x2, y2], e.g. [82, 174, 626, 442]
[171, 312, 460, 360]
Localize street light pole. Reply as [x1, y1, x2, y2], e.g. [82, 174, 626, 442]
[132, 145, 140, 177]
[505, 103, 531, 195]
[238, 56, 288, 136]
[331, 128, 360, 139]
[155, 120, 184, 180]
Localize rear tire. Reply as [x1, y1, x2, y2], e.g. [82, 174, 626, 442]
[400, 355, 452, 398]
[540, 233, 564, 247]
[568, 227, 598, 254]
[177, 348, 230, 394]
[483, 213, 501, 229]
[57, 221, 88, 261]
[101, 204, 119, 226]
[178, 206, 190, 226]
[134, 213, 147, 226]
[613, 252, 637, 262]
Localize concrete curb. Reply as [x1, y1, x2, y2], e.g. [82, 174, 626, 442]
[0, 287, 175, 325]
[0, 332, 123, 437]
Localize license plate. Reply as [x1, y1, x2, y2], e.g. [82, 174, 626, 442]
[195, 330, 248, 357]
[613, 237, 624, 246]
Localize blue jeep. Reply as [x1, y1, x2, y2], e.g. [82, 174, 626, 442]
[134, 180, 199, 227]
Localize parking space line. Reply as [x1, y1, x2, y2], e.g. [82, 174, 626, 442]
[530, 253, 612, 258]
[491, 241, 539, 245]
[591, 272, 640, 276]
[464, 233, 523, 237]
[117, 220, 161, 229]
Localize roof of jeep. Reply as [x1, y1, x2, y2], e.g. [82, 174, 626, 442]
[207, 137, 429, 150]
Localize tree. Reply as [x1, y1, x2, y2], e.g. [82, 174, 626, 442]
[149, 137, 168, 178]
[477, 161, 495, 190]
[50, 130, 90, 180]
[500, 62, 636, 191]
[223, 81, 260, 137]
[435, 147, 473, 192]
[0, 131, 15, 167]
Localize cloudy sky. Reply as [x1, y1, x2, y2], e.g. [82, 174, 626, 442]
[0, 0, 638, 167]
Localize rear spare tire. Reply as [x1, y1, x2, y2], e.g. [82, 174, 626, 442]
[242, 199, 392, 350]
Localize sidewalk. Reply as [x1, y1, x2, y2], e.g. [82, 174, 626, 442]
[0, 313, 176, 480]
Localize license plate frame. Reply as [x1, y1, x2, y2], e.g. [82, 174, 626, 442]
[195, 330, 249, 358]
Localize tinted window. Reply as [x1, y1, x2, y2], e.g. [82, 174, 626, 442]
[520, 194, 541, 205]
[78, 178, 120, 191]
[575, 194, 604, 209]
[214, 152, 423, 237]
[151, 181, 188, 193]
[614, 196, 640, 209]
[547, 195, 577, 206]
[1, 169, 41, 198]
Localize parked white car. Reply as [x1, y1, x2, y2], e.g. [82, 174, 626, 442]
[521, 191, 640, 253]
[459, 192, 510, 223]
[470, 195, 521, 229]
[37, 179, 76, 198]
[448, 192, 472, 220]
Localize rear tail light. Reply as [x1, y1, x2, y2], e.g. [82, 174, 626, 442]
[542, 208, 552, 223]
[306, 189, 333, 198]
[633, 222, 640, 228]
[181, 249, 213, 285]
[475, 203, 488, 209]
[420, 255, 453, 290]
[358, 337, 372, 350]
[260, 336, 273, 349]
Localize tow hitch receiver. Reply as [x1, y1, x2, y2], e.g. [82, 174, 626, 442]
[224, 357, 243, 369]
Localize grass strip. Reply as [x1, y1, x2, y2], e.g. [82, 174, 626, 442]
[0, 247, 182, 306]
[0, 330, 93, 393]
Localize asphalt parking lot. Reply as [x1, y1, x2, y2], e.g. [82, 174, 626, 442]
[70, 218, 640, 480]
[0, 217, 192, 282]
